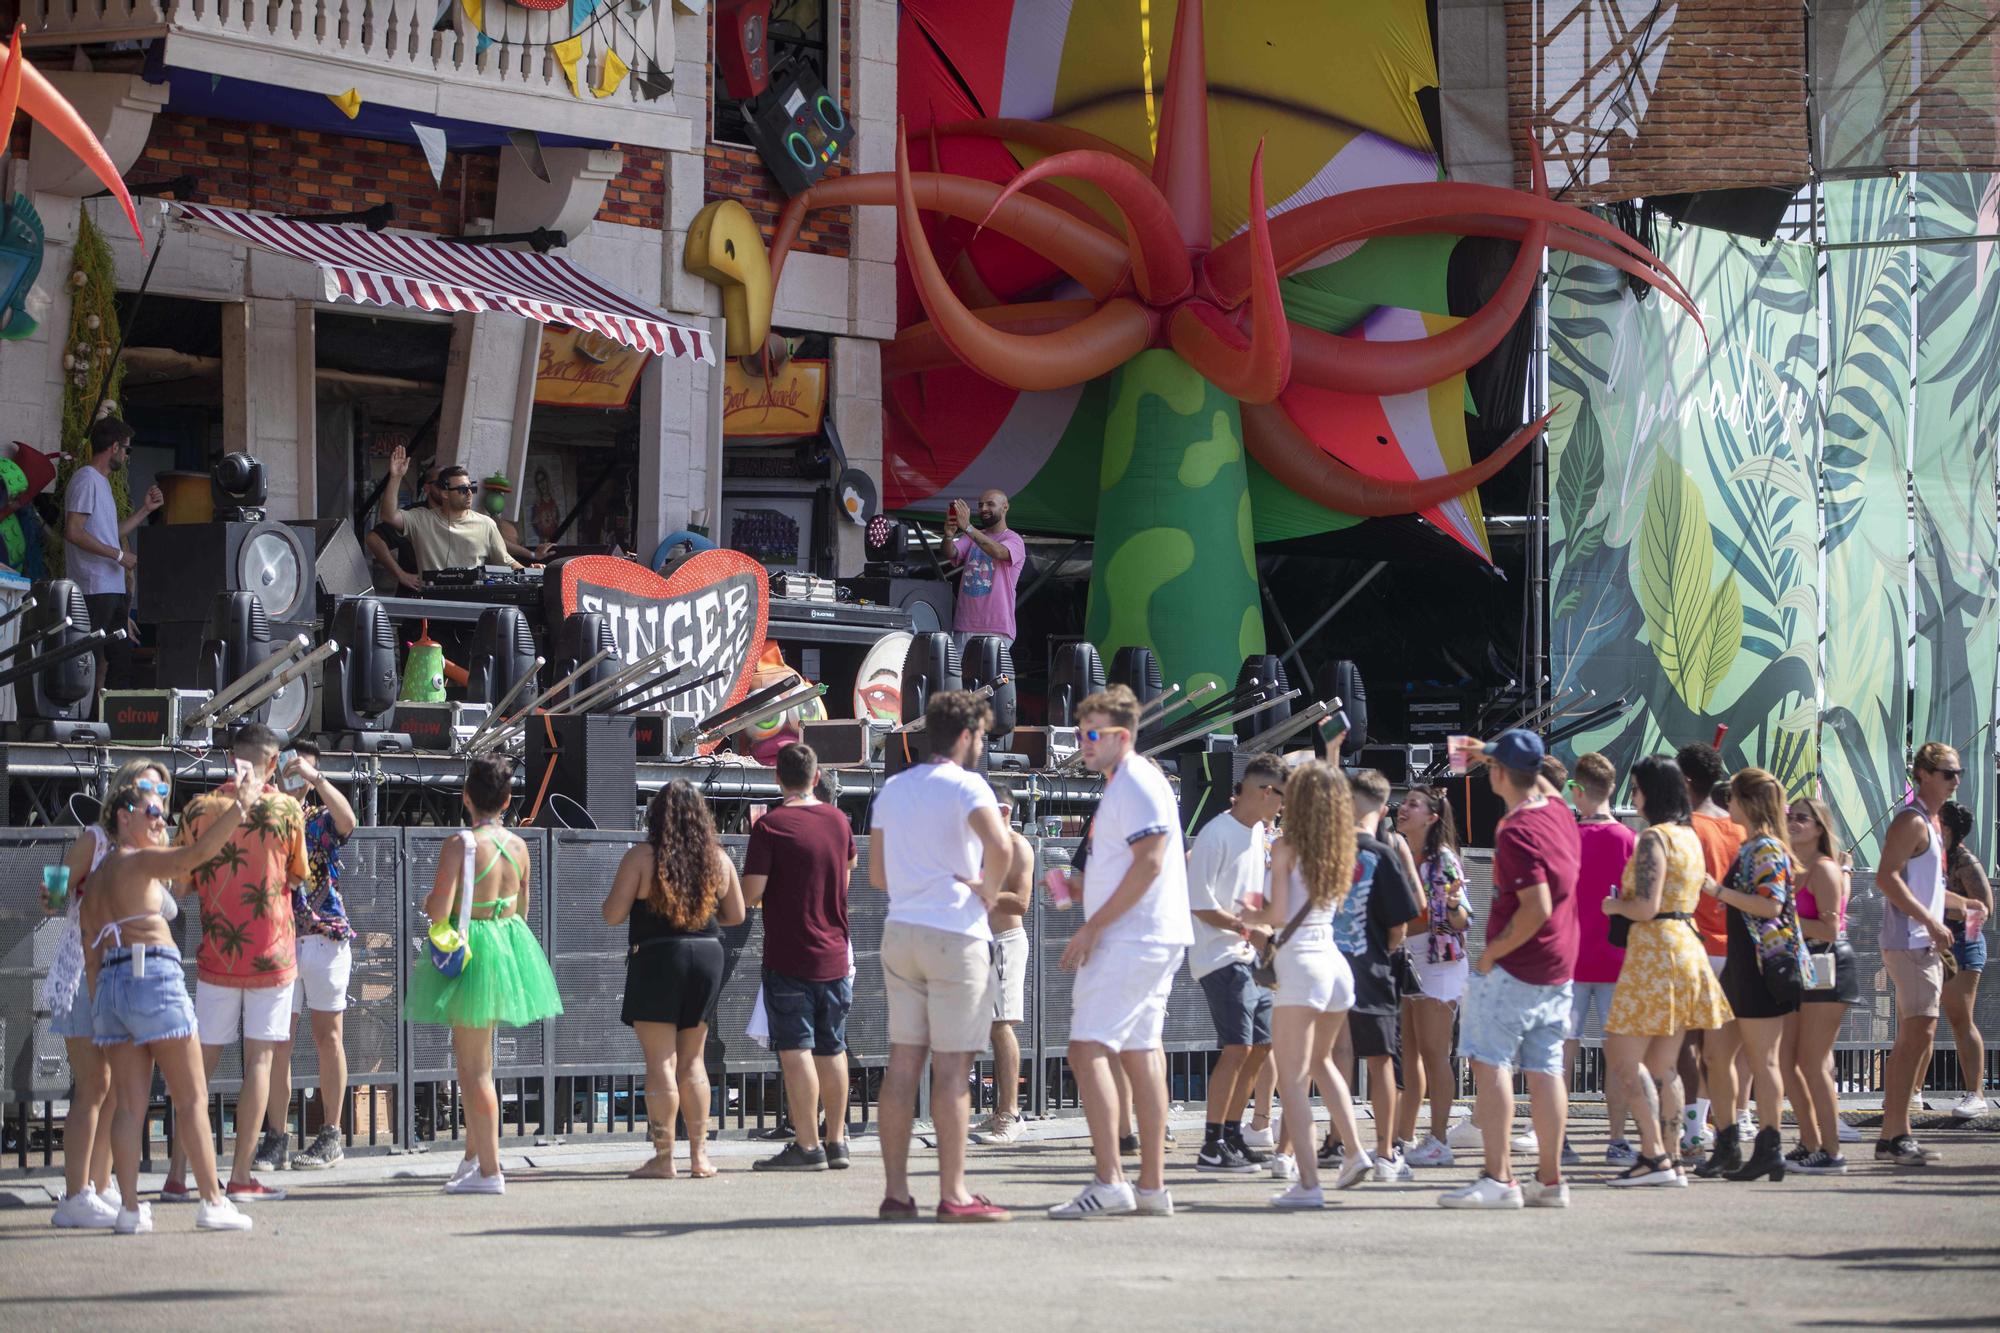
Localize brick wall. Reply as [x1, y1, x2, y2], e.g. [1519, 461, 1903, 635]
[597, 148, 666, 228]
[137, 116, 501, 235]
[1508, 0, 1810, 202]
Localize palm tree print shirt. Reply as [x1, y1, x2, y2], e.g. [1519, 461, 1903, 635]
[179, 785, 310, 989]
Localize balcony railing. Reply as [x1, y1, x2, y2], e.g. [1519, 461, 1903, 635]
[20, 0, 689, 149]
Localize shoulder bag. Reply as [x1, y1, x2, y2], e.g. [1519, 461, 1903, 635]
[1251, 897, 1315, 990]
[426, 832, 477, 978]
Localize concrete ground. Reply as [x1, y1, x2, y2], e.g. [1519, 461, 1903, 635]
[1, 1113, 1996, 1330]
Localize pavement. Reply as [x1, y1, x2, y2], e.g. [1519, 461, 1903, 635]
[1, 1112, 1996, 1330]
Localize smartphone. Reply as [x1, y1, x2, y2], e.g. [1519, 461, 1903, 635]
[233, 758, 254, 789]
[278, 749, 303, 792]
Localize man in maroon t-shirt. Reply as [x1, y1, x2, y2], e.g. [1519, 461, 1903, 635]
[744, 743, 859, 1172]
[1441, 730, 1582, 1212]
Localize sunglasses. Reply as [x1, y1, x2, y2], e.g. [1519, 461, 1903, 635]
[440, 484, 476, 495]
[1564, 779, 1584, 792]
[1926, 767, 1963, 780]
[1785, 810, 1816, 824]
[1082, 726, 1130, 743]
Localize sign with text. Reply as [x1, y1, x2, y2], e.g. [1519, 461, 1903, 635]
[723, 358, 826, 438]
[544, 552, 769, 727]
[534, 325, 650, 409]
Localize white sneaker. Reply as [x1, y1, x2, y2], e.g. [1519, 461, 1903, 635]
[448, 1156, 480, 1184]
[1950, 1093, 1990, 1118]
[1439, 1174, 1523, 1209]
[1048, 1178, 1136, 1220]
[196, 1197, 255, 1232]
[113, 1203, 154, 1235]
[96, 1181, 121, 1211]
[51, 1189, 119, 1229]
[1837, 1119, 1861, 1143]
[1446, 1118, 1484, 1150]
[1521, 1176, 1570, 1209]
[1406, 1135, 1454, 1168]
[1133, 1186, 1173, 1217]
[1265, 1153, 1299, 1181]
[443, 1169, 505, 1195]
[1239, 1123, 1276, 1150]
[1735, 1111, 1756, 1141]
[1334, 1150, 1374, 1190]
[1370, 1150, 1411, 1183]
[1270, 1183, 1324, 1209]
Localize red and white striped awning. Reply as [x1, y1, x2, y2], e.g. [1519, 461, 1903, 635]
[173, 202, 714, 364]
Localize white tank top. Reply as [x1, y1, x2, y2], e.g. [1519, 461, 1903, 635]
[1881, 795, 1946, 951]
[1287, 866, 1335, 930]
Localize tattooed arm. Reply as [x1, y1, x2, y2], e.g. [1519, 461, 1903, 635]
[1610, 829, 1666, 920]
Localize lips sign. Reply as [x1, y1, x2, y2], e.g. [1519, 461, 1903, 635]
[544, 552, 769, 722]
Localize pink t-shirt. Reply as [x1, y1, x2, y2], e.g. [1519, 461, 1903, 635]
[1572, 817, 1638, 985]
[952, 530, 1026, 640]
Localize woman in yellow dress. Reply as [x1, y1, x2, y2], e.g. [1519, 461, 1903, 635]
[1602, 755, 1733, 1187]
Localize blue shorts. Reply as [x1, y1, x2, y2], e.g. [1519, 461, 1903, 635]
[1954, 932, 1987, 973]
[91, 948, 198, 1048]
[764, 969, 852, 1056]
[50, 979, 95, 1040]
[1198, 961, 1273, 1048]
[1460, 968, 1571, 1077]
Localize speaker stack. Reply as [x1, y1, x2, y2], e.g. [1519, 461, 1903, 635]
[524, 713, 638, 830]
[140, 520, 316, 726]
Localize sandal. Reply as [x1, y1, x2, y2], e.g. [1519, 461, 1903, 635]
[1606, 1154, 1684, 1188]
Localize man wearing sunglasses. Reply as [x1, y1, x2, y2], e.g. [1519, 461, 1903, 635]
[63, 417, 164, 703]
[1873, 741, 1963, 1165]
[375, 448, 522, 574]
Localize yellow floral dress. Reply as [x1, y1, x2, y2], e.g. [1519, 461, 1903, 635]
[1605, 823, 1734, 1036]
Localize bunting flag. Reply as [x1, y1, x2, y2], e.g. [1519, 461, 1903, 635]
[570, 0, 607, 35]
[412, 123, 449, 187]
[552, 34, 585, 97]
[328, 88, 363, 119]
[591, 49, 629, 98]
[461, 0, 493, 53]
[633, 57, 672, 101]
[433, 0, 453, 30]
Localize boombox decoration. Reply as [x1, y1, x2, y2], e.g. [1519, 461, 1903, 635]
[716, 0, 849, 197]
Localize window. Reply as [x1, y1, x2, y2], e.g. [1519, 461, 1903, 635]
[713, 0, 837, 148]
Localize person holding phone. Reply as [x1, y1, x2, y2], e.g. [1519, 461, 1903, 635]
[941, 489, 1026, 652]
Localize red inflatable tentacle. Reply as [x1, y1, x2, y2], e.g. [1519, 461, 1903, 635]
[974, 149, 1189, 305]
[5, 30, 141, 243]
[1240, 399, 1552, 517]
[1149, 0, 1211, 252]
[1, 29, 23, 144]
[882, 299, 1103, 379]
[935, 117, 1151, 172]
[898, 125, 1154, 392]
[1168, 141, 1289, 403]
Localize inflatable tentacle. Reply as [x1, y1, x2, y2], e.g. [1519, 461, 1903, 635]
[897, 126, 1154, 392]
[1240, 399, 1552, 517]
[1, 30, 22, 144]
[936, 118, 1151, 172]
[882, 299, 1103, 379]
[2, 27, 142, 243]
[976, 148, 1190, 305]
[1149, 0, 1211, 252]
[1169, 143, 1289, 404]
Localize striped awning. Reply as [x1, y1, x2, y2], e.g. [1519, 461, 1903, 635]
[173, 202, 714, 364]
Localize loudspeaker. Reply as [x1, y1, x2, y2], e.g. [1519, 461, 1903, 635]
[715, 0, 773, 100]
[465, 606, 538, 707]
[323, 596, 400, 734]
[13, 579, 95, 723]
[960, 634, 1016, 740]
[746, 65, 850, 197]
[524, 712, 638, 830]
[1650, 187, 1794, 243]
[1235, 653, 1293, 740]
[1319, 658, 1369, 749]
[549, 611, 620, 703]
[298, 517, 372, 600]
[1167, 737, 1243, 837]
[899, 631, 961, 723]
[801, 718, 872, 767]
[137, 520, 314, 625]
[1109, 645, 1164, 707]
[881, 727, 928, 778]
[841, 575, 954, 635]
[1048, 640, 1105, 726]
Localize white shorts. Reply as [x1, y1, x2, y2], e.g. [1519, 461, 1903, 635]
[1708, 954, 1727, 977]
[195, 978, 296, 1045]
[1272, 926, 1354, 1014]
[1070, 943, 1183, 1052]
[992, 927, 1028, 1024]
[293, 936, 353, 1014]
[1566, 980, 1617, 1040]
[1410, 956, 1470, 1006]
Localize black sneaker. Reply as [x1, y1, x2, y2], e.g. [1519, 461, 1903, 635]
[1195, 1140, 1257, 1174]
[1792, 1149, 1848, 1175]
[1317, 1134, 1342, 1166]
[1118, 1133, 1140, 1156]
[289, 1126, 344, 1170]
[1784, 1143, 1811, 1165]
[824, 1141, 851, 1171]
[1225, 1133, 1270, 1166]
[251, 1130, 289, 1173]
[1875, 1135, 1938, 1166]
[752, 1142, 829, 1172]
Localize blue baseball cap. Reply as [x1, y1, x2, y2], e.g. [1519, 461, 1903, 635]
[1488, 729, 1545, 773]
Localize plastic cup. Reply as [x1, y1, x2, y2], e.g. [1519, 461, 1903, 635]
[1044, 866, 1074, 908]
[1042, 816, 1062, 839]
[1968, 904, 1988, 935]
[43, 864, 70, 912]
[1447, 735, 1475, 775]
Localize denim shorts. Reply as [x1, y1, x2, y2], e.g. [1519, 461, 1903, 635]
[1954, 932, 1987, 974]
[1459, 967, 1572, 1077]
[1198, 961, 1273, 1048]
[91, 948, 198, 1048]
[764, 969, 853, 1056]
[50, 978, 96, 1041]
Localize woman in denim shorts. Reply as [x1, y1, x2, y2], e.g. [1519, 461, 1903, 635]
[82, 768, 260, 1234]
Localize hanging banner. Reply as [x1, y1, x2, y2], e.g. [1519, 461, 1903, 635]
[534, 324, 649, 408]
[722, 358, 826, 438]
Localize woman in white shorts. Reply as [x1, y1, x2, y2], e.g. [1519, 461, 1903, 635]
[1249, 761, 1374, 1208]
[1394, 787, 1472, 1167]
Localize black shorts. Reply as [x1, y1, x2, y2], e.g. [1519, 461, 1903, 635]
[1349, 1009, 1403, 1084]
[621, 935, 725, 1029]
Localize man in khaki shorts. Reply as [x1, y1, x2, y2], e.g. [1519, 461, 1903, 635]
[868, 691, 1016, 1221]
[972, 794, 1035, 1146]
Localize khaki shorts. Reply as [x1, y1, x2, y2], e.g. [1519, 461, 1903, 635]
[882, 921, 997, 1054]
[1883, 947, 1944, 1020]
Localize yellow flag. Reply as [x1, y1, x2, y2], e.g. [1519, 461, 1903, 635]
[592, 49, 629, 98]
[328, 88, 363, 119]
[460, 0, 483, 31]
[552, 35, 584, 97]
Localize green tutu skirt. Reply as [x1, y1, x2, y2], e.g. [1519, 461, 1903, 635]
[408, 916, 564, 1029]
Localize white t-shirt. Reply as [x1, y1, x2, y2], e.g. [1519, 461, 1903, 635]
[1084, 752, 1193, 947]
[870, 759, 998, 940]
[1185, 812, 1266, 979]
[64, 465, 124, 596]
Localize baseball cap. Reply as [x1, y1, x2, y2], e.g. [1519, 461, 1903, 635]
[1487, 729, 1545, 773]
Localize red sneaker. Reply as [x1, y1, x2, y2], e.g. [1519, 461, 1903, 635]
[157, 1179, 195, 1204]
[226, 1179, 288, 1202]
[937, 1195, 1012, 1223]
[877, 1195, 919, 1221]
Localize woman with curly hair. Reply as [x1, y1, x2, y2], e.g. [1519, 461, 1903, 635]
[1246, 760, 1373, 1207]
[602, 780, 745, 1179]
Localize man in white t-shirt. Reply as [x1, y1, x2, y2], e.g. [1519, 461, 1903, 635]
[1050, 684, 1193, 1219]
[868, 690, 1015, 1223]
[62, 417, 163, 700]
[1186, 753, 1286, 1174]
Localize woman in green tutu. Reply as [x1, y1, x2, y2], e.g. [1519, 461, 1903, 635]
[409, 755, 563, 1194]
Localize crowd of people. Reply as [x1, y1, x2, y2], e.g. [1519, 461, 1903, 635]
[35, 690, 1993, 1232]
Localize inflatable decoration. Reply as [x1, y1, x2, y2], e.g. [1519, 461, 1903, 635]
[0, 27, 143, 245]
[764, 1, 1696, 691]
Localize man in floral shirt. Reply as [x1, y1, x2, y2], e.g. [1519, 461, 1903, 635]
[256, 740, 360, 1172]
[163, 723, 308, 1204]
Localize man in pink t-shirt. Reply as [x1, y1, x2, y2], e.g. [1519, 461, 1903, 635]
[1566, 752, 1639, 1164]
[944, 489, 1026, 645]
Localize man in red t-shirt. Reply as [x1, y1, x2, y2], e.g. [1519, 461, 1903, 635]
[1441, 730, 1581, 1211]
[1676, 742, 1745, 1152]
[744, 743, 858, 1173]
